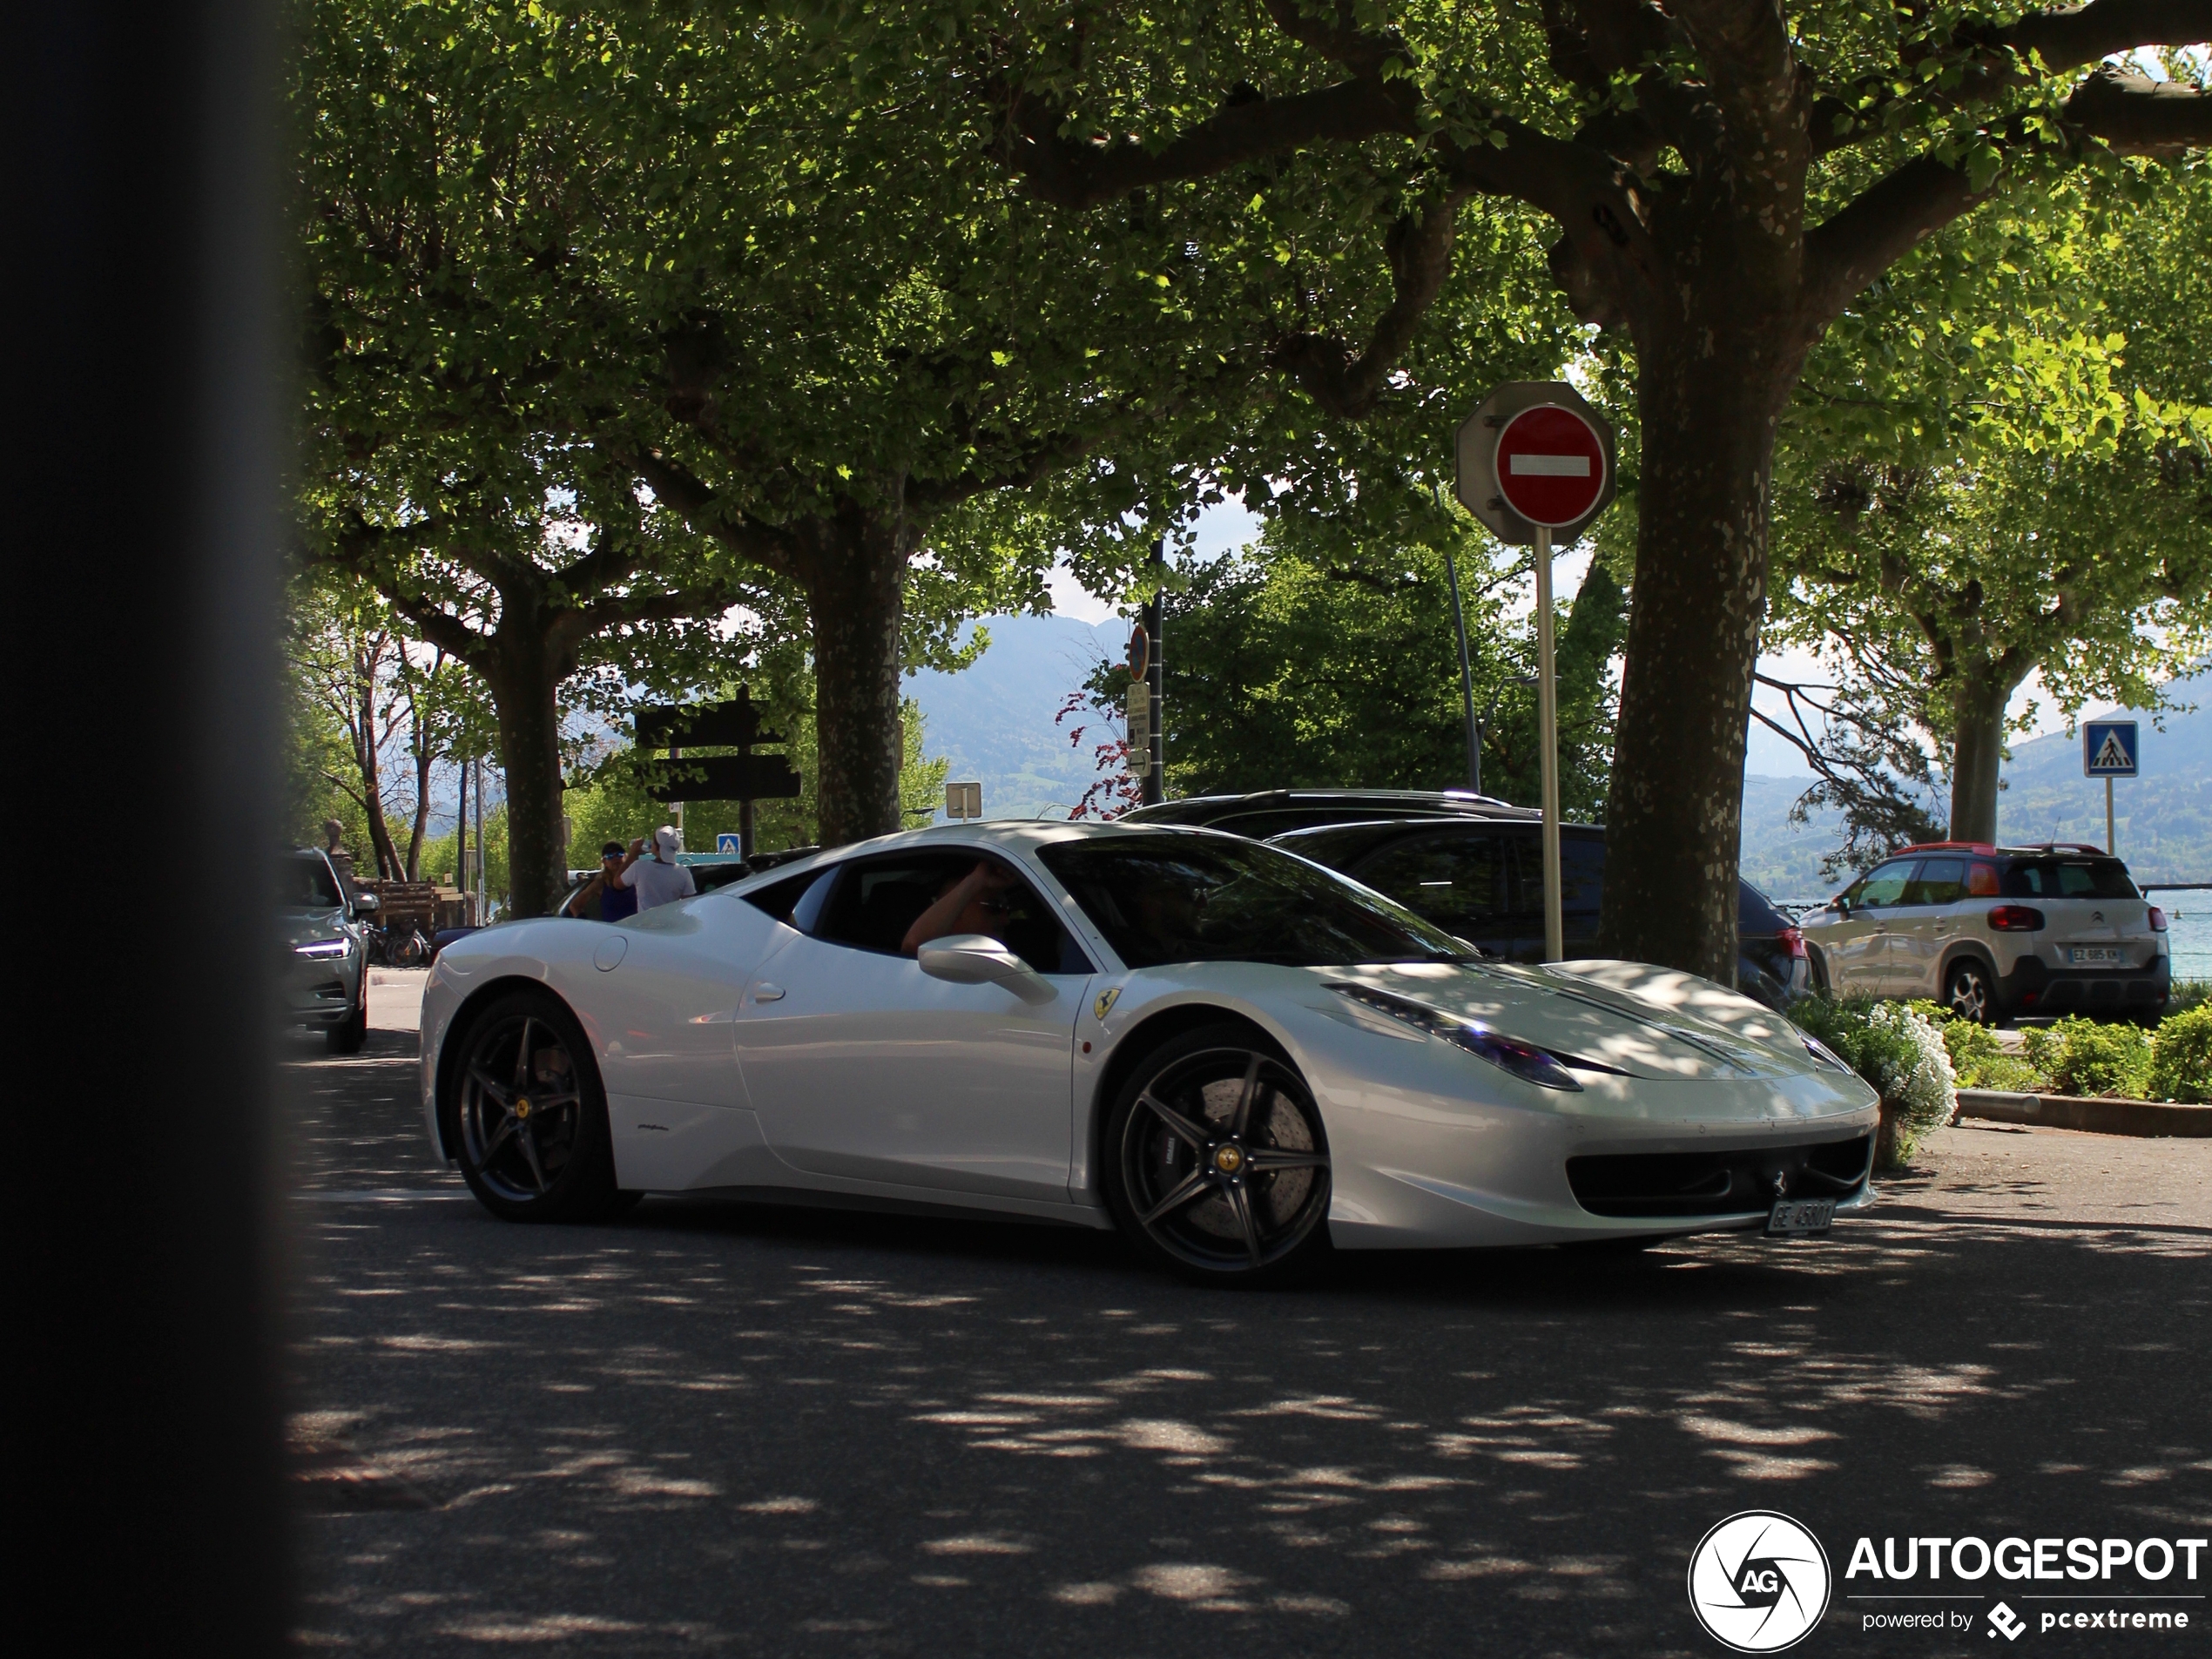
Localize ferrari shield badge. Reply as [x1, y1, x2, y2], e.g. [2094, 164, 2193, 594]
[1092, 987, 1120, 1022]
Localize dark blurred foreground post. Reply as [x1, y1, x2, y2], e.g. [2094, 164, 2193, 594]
[13, 0, 290, 1649]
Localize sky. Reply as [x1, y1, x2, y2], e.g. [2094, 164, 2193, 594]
[1048, 496, 2095, 782]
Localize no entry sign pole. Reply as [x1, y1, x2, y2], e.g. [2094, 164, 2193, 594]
[1454, 384, 1616, 962]
[1533, 523, 1562, 961]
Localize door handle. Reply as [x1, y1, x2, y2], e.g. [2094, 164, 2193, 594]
[752, 982, 785, 1003]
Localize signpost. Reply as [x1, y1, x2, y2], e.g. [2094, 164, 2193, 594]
[2082, 718, 2140, 855]
[634, 687, 802, 858]
[946, 781, 983, 821]
[1456, 382, 1616, 962]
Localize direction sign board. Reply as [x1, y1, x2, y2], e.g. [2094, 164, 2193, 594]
[1454, 381, 1616, 545]
[2083, 719, 2139, 777]
[644, 752, 803, 804]
[635, 690, 784, 750]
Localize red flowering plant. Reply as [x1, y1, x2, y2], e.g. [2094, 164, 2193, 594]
[1055, 661, 1143, 820]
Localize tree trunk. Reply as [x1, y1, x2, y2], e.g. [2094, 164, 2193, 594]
[1946, 664, 2013, 844]
[347, 657, 403, 880]
[484, 631, 568, 919]
[1596, 344, 1796, 984]
[798, 504, 910, 848]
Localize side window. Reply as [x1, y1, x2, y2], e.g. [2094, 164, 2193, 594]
[743, 866, 834, 927]
[1905, 857, 1966, 906]
[813, 852, 1090, 975]
[1500, 837, 1604, 919]
[1857, 860, 1918, 908]
[1355, 833, 1507, 937]
[1966, 862, 2000, 897]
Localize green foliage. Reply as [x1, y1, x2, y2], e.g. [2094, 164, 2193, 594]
[2148, 1007, 2212, 1104]
[1792, 995, 1956, 1165]
[1909, 1001, 2013, 1089]
[2166, 981, 2210, 1017]
[2022, 1017, 2155, 1100]
[1155, 522, 1625, 813]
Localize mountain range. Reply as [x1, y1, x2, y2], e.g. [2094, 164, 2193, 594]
[907, 615, 2212, 897]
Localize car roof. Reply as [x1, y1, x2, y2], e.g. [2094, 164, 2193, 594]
[705, 819, 1229, 897]
[1120, 789, 1538, 826]
[1270, 814, 1601, 847]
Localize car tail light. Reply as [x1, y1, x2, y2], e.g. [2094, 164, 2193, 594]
[1986, 905, 2045, 932]
[2148, 906, 2168, 933]
[1779, 926, 1808, 961]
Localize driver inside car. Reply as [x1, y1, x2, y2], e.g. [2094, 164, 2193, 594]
[900, 859, 1022, 955]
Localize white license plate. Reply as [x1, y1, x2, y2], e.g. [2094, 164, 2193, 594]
[2067, 947, 2122, 965]
[1767, 1199, 1834, 1237]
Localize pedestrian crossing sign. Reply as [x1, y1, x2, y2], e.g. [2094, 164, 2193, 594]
[2082, 719, 2139, 778]
[717, 833, 742, 853]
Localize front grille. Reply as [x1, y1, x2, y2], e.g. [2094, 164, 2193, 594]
[1567, 1134, 1873, 1218]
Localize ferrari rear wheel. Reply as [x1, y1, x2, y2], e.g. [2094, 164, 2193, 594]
[447, 990, 618, 1222]
[1104, 1025, 1332, 1287]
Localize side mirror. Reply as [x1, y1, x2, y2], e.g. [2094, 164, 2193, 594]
[917, 934, 1055, 1005]
[352, 892, 381, 917]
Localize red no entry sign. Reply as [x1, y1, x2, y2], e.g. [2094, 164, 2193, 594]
[1494, 404, 1608, 528]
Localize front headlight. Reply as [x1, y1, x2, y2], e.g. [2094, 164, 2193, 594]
[1329, 982, 1587, 1092]
[294, 937, 351, 960]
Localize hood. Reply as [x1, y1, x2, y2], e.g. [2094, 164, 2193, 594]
[1331, 961, 1814, 1082]
[280, 907, 349, 948]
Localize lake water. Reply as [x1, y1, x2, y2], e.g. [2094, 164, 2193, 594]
[2162, 897, 2211, 986]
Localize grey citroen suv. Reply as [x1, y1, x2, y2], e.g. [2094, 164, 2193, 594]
[1800, 842, 2172, 1024]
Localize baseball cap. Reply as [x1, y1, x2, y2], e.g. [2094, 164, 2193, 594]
[654, 826, 683, 857]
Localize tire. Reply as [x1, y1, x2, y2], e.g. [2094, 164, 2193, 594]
[326, 995, 368, 1055]
[442, 989, 619, 1222]
[1943, 958, 1998, 1027]
[1101, 1023, 1332, 1288]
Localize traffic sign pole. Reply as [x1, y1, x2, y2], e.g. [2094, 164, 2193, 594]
[1534, 526, 1563, 962]
[2107, 775, 2115, 857]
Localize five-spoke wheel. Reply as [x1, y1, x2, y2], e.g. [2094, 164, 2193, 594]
[1105, 1025, 1332, 1285]
[1944, 959, 1996, 1027]
[448, 991, 618, 1221]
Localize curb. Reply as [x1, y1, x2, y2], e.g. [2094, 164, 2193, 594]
[1955, 1089, 2212, 1138]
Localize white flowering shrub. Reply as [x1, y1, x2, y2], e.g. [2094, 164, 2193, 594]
[1865, 1000, 1958, 1133]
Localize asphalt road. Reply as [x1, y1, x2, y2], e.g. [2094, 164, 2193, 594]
[285, 987, 2210, 1656]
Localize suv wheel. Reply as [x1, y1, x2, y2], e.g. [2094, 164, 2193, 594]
[1944, 959, 1997, 1027]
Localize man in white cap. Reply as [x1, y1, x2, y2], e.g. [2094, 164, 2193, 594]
[615, 826, 697, 913]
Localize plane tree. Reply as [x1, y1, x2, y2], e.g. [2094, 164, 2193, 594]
[924, 0, 2212, 978]
[1770, 159, 2211, 845]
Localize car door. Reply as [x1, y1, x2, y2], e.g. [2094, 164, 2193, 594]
[1889, 856, 1966, 995]
[733, 848, 1093, 1204]
[1824, 859, 1917, 993]
[1345, 828, 1512, 955]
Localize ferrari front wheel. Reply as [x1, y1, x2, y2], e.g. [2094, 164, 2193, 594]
[446, 990, 619, 1222]
[1103, 1024, 1332, 1287]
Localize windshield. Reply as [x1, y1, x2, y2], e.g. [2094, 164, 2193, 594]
[1038, 834, 1474, 969]
[280, 853, 344, 910]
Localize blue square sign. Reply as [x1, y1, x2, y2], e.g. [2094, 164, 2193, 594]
[716, 833, 742, 853]
[2082, 720, 2139, 778]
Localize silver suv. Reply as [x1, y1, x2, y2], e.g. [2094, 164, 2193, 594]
[1801, 841, 2172, 1024]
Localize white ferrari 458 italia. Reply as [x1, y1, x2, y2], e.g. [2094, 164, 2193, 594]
[420, 822, 1878, 1284]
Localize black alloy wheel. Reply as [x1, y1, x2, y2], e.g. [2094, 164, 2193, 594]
[1944, 959, 1996, 1027]
[448, 990, 618, 1221]
[1105, 1024, 1332, 1286]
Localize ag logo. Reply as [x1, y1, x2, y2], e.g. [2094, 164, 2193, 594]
[1688, 1511, 1831, 1652]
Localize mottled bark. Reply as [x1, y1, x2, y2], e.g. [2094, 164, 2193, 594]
[792, 505, 912, 849]
[1946, 667, 2015, 845]
[1597, 341, 1799, 982]
[483, 626, 569, 921]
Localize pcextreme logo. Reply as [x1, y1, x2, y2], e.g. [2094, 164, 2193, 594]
[1689, 1511, 1833, 1653]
